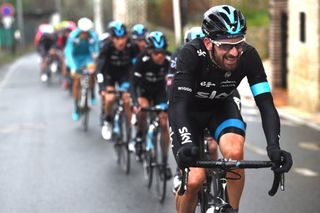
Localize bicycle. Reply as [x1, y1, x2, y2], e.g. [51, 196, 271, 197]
[141, 104, 169, 203]
[78, 67, 92, 131]
[44, 49, 63, 85]
[177, 136, 285, 213]
[107, 84, 131, 174]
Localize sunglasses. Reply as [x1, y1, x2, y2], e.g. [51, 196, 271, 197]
[151, 50, 165, 55]
[211, 37, 246, 52]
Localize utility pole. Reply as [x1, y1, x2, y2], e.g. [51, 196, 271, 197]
[93, 0, 103, 35]
[16, 0, 24, 45]
[172, 0, 182, 46]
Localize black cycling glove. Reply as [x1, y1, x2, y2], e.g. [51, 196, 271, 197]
[176, 143, 199, 169]
[267, 146, 293, 174]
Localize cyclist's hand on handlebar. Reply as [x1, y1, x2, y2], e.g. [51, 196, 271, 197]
[176, 143, 199, 169]
[131, 103, 140, 113]
[267, 147, 293, 174]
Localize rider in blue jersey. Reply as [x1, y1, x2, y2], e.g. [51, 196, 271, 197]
[64, 17, 99, 121]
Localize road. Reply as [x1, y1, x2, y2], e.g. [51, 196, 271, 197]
[0, 53, 319, 213]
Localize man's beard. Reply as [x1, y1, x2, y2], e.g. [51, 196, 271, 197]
[211, 50, 240, 72]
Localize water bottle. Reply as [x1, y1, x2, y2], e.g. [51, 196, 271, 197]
[113, 113, 120, 135]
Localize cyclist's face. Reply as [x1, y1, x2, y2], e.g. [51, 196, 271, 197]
[150, 49, 166, 65]
[112, 36, 128, 51]
[135, 39, 146, 51]
[204, 36, 244, 71]
[79, 32, 89, 40]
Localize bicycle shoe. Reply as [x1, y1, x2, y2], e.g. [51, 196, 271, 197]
[91, 97, 97, 106]
[101, 121, 112, 141]
[41, 73, 48, 82]
[72, 111, 80, 121]
[128, 140, 136, 152]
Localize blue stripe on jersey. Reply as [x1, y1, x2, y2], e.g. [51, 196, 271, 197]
[250, 82, 271, 97]
[214, 119, 245, 141]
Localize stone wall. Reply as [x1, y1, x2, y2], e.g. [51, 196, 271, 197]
[287, 0, 320, 112]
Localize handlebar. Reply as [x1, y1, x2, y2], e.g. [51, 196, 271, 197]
[106, 89, 128, 95]
[177, 159, 285, 197]
[141, 106, 168, 113]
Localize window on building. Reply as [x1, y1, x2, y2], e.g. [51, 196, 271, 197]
[300, 12, 306, 42]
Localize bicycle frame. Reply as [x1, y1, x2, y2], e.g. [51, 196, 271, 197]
[107, 88, 131, 174]
[141, 106, 168, 203]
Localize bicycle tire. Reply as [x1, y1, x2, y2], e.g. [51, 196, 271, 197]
[195, 186, 208, 213]
[119, 111, 130, 174]
[154, 130, 167, 203]
[143, 150, 153, 188]
[80, 77, 89, 131]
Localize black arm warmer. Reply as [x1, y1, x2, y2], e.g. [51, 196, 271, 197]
[254, 93, 281, 149]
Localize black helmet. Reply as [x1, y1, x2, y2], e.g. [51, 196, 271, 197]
[202, 5, 246, 40]
[108, 21, 127, 37]
[146, 31, 167, 50]
[131, 24, 147, 40]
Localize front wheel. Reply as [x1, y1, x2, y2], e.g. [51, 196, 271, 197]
[195, 186, 209, 213]
[80, 90, 89, 131]
[153, 130, 167, 203]
[143, 150, 153, 188]
[118, 111, 130, 174]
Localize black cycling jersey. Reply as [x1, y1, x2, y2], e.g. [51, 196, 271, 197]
[168, 38, 280, 157]
[131, 51, 171, 105]
[38, 34, 56, 57]
[97, 38, 139, 89]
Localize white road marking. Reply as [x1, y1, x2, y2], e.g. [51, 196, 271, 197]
[299, 142, 320, 151]
[294, 168, 318, 177]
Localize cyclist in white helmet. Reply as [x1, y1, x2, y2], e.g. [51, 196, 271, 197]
[64, 17, 99, 121]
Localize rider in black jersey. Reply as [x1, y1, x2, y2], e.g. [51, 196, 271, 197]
[97, 21, 140, 140]
[168, 5, 293, 213]
[130, 24, 148, 53]
[130, 31, 171, 171]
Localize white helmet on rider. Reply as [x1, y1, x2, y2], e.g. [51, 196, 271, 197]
[77, 17, 93, 32]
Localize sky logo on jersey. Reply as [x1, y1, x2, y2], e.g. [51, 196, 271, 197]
[179, 127, 192, 144]
[197, 49, 206, 57]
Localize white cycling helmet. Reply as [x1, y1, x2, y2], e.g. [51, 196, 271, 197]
[77, 17, 93, 32]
